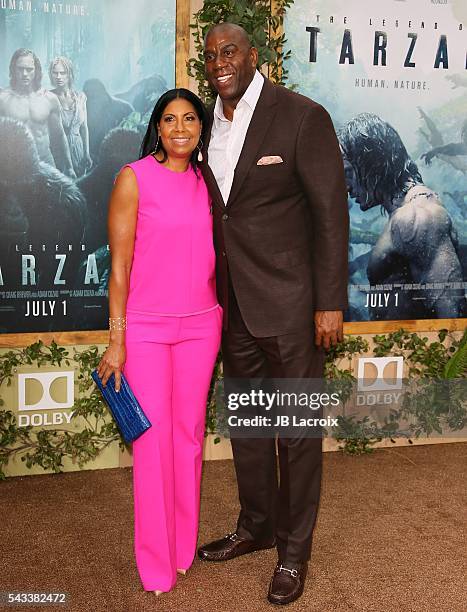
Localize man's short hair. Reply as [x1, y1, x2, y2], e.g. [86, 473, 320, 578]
[204, 22, 252, 48]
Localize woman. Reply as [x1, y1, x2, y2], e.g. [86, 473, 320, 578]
[49, 56, 93, 176]
[96, 89, 222, 595]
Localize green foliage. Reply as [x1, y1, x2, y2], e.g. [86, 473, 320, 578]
[332, 329, 467, 453]
[325, 335, 369, 405]
[1, 328, 465, 476]
[0, 341, 69, 391]
[0, 344, 122, 480]
[202, 329, 465, 456]
[119, 112, 152, 135]
[205, 352, 223, 444]
[372, 328, 457, 378]
[443, 329, 467, 378]
[187, 0, 295, 104]
[334, 415, 382, 455]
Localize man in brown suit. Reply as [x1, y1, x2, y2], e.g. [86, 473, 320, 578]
[197, 23, 349, 605]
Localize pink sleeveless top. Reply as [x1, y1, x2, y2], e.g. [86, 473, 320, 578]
[125, 155, 217, 316]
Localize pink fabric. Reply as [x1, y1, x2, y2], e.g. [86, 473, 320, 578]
[124, 306, 222, 592]
[125, 156, 217, 316]
[121, 156, 220, 591]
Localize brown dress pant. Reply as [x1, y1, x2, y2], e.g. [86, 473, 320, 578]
[223, 286, 324, 565]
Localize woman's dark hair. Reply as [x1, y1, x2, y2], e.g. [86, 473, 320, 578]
[140, 88, 207, 175]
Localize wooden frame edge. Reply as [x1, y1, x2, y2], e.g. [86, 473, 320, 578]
[1, 319, 465, 348]
[344, 319, 466, 335]
[0, 331, 110, 348]
[175, 0, 191, 88]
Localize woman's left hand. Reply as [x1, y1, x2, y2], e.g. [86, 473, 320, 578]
[96, 342, 126, 392]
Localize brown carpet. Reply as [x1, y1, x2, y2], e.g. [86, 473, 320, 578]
[1, 443, 466, 612]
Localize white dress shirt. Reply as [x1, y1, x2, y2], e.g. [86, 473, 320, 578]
[208, 70, 264, 204]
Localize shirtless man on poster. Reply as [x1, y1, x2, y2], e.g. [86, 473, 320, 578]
[339, 112, 465, 320]
[0, 48, 75, 178]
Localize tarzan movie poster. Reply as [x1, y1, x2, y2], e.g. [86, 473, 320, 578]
[285, 0, 466, 322]
[0, 0, 175, 332]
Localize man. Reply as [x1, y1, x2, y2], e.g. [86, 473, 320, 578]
[198, 23, 349, 605]
[340, 112, 465, 320]
[0, 49, 75, 177]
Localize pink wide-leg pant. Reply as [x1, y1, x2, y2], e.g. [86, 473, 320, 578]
[124, 307, 222, 592]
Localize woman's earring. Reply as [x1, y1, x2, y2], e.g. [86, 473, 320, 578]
[197, 137, 203, 162]
[152, 135, 160, 155]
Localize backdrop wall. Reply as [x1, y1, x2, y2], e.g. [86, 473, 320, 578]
[0, 0, 465, 478]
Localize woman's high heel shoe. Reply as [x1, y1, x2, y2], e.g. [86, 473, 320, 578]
[177, 569, 187, 575]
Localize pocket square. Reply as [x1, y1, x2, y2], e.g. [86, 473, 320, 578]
[257, 155, 283, 166]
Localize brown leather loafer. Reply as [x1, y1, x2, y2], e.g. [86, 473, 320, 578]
[267, 562, 308, 605]
[197, 532, 275, 562]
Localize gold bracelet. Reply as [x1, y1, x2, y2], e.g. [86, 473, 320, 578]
[109, 316, 127, 331]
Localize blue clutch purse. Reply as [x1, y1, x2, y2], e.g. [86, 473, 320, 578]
[91, 369, 152, 444]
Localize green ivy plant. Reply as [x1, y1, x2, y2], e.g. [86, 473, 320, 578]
[0, 342, 121, 480]
[188, 0, 295, 104]
[205, 352, 223, 444]
[332, 329, 467, 454]
[1, 330, 465, 477]
[376, 329, 466, 439]
[203, 329, 466, 455]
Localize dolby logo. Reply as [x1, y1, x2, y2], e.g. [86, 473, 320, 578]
[17, 371, 75, 427]
[357, 356, 404, 392]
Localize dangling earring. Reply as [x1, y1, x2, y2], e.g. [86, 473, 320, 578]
[197, 137, 203, 162]
[152, 135, 160, 155]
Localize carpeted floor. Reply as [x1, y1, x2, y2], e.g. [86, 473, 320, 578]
[1, 443, 466, 612]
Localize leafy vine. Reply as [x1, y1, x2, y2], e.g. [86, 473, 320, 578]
[0, 342, 121, 480]
[0, 329, 465, 477]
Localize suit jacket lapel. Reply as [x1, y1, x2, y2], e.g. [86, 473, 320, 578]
[201, 108, 225, 211]
[202, 78, 278, 210]
[226, 78, 277, 208]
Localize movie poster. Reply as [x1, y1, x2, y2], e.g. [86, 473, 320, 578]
[285, 0, 466, 322]
[0, 0, 175, 333]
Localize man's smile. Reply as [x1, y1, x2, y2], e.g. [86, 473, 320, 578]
[215, 74, 233, 86]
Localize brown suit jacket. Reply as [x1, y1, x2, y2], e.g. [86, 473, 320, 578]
[201, 76, 349, 337]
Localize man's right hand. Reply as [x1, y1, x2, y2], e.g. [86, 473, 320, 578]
[314, 310, 343, 350]
[97, 343, 126, 391]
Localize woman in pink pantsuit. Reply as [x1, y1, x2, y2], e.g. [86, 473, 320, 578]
[97, 89, 221, 595]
